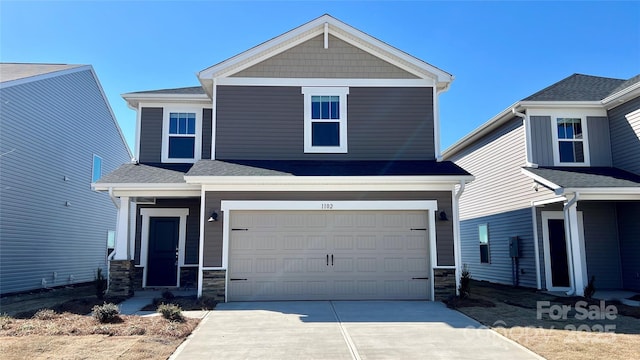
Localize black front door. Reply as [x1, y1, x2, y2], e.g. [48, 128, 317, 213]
[548, 219, 570, 288]
[147, 217, 179, 287]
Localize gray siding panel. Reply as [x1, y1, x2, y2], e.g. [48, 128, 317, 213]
[450, 117, 554, 221]
[459, 209, 538, 288]
[617, 202, 640, 291]
[530, 116, 554, 166]
[586, 116, 612, 166]
[139, 107, 163, 163]
[202, 108, 212, 159]
[579, 202, 622, 289]
[203, 191, 453, 267]
[0, 69, 131, 294]
[609, 96, 640, 175]
[233, 35, 418, 79]
[216, 86, 434, 160]
[134, 198, 200, 266]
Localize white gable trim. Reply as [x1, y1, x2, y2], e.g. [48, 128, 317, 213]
[198, 15, 452, 85]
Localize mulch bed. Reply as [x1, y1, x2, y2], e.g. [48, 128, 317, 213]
[12, 296, 128, 319]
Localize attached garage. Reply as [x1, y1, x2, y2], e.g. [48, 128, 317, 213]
[225, 205, 434, 301]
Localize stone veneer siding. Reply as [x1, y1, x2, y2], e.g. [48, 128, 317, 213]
[201, 270, 226, 301]
[434, 268, 457, 301]
[109, 260, 135, 297]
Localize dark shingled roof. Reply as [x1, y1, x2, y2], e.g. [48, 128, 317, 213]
[186, 160, 472, 177]
[127, 86, 206, 95]
[524, 167, 640, 189]
[97, 163, 193, 184]
[523, 74, 626, 101]
[607, 74, 640, 96]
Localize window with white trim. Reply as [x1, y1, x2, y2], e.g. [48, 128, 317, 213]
[554, 117, 589, 165]
[479, 224, 490, 264]
[162, 108, 201, 163]
[302, 87, 348, 153]
[92, 154, 102, 182]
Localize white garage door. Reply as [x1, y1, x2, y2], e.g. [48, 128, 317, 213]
[228, 210, 431, 301]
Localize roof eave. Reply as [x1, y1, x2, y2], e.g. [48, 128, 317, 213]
[184, 174, 474, 185]
[601, 82, 640, 109]
[121, 93, 211, 109]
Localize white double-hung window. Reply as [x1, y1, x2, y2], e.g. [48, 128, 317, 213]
[302, 87, 349, 153]
[554, 117, 589, 166]
[162, 108, 201, 163]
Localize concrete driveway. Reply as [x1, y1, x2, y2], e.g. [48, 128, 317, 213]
[171, 301, 541, 360]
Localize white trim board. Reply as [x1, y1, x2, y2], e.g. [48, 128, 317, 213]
[140, 208, 189, 288]
[540, 210, 585, 292]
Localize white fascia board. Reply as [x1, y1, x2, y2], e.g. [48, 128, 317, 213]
[121, 93, 210, 109]
[106, 190, 202, 198]
[442, 102, 520, 160]
[188, 175, 473, 185]
[198, 14, 452, 84]
[526, 106, 607, 117]
[521, 168, 562, 191]
[216, 77, 434, 87]
[532, 196, 567, 207]
[221, 200, 438, 212]
[0, 64, 88, 89]
[562, 187, 640, 199]
[601, 83, 640, 109]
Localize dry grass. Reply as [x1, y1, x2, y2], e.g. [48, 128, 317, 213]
[455, 280, 640, 360]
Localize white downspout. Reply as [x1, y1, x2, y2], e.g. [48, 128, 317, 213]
[453, 180, 466, 294]
[563, 192, 579, 296]
[512, 108, 538, 168]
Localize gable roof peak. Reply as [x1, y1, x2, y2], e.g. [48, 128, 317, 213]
[523, 73, 626, 102]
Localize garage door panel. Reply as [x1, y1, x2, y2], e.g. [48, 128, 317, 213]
[228, 210, 431, 301]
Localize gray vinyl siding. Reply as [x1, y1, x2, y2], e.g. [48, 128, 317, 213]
[233, 35, 418, 79]
[203, 191, 453, 267]
[0, 68, 130, 295]
[216, 86, 435, 160]
[449, 117, 554, 221]
[617, 202, 640, 291]
[459, 208, 538, 288]
[134, 198, 200, 266]
[202, 108, 212, 159]
[139, 107, 163, 163]
[586, 116, 612, 166]
[609, 96, 640, 175]
[579, 202, 622, 289]
[530, 116, 554, 166]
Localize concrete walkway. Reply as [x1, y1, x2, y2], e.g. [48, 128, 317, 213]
[170, 301, 542, 360]
[117, 289, 197, 315]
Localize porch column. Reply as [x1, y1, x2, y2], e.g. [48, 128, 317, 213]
[113, 196, 130, 260]
[566, 202, 587, 296]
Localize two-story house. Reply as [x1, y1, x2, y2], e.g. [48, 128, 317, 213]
[0, 63, 131, 295]
[443, 73, 640, 296]
[94, 15, 473, 302]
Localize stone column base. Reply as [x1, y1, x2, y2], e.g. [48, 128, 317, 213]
[109, 260, 135, 297]
[201, 270, 226, 301]
[434, 268, 456, 301]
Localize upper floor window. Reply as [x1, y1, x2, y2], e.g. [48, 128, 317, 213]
[92, 154, 102, 182]
[553, 117, 590, 166]
[162, 109, 201, 163]
[302, 87, 348, 153]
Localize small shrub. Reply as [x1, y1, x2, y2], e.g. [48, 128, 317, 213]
[33, 309, 57, 320]
[157, 303, 184, 322]
[95, 268, 107, 300]
[0, 313, 12, 329]
[92, 302, 121, 323]
[162, 290, 175, 300]
[584, 276, 596, 300]
[458, 264, 472, 299]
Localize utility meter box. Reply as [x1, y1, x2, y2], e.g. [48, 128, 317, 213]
[509, 236, 520, 258]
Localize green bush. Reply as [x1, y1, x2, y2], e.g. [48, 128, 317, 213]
[157, 303, 184, 322]
[92, 302, 121, 323]
[95, 268, 107, 300]
[458, 264, 472, 299]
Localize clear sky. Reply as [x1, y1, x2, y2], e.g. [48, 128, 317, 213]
[2, 1, 639, 153]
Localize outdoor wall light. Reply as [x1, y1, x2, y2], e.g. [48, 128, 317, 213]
[207, 211, 219, 222]
[437, 210, 448, 221]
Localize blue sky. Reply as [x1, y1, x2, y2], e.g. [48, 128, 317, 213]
[2, 1, 639, 153]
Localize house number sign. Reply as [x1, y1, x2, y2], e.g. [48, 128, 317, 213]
[321, 203, 334, 210]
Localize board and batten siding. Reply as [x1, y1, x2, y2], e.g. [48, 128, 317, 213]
[586, 116, 612, 166]
[134, 198, 200, 266]
[609, 96, 640, 175]
[529, 115, 554, 166]
[203, 191, 454, 268]
[215, 86, 435, 160]
[0, 68, 131, 295]
[579, 202, 622, 289]
[459, 208, 537, 288]
[449, 117, 554, 221]
[232, 34, 418, 79]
